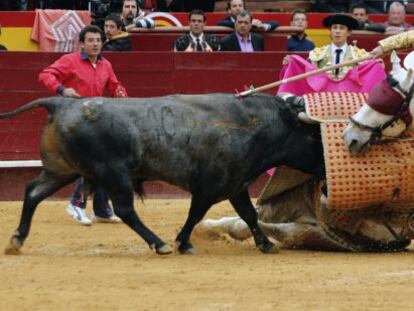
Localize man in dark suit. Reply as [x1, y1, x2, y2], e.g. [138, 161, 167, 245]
[220, 10, 264, 52]
[173, 9, 219, 51]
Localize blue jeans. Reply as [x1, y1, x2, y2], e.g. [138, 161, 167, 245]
[70, 178, 114, 218]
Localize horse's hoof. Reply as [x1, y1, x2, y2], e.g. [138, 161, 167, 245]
[156, 244, 173, 255]
[259, 242, 279, 254]
[4, 236, 22, 255]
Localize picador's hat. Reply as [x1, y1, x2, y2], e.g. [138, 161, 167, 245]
[323, 14, 359, 30]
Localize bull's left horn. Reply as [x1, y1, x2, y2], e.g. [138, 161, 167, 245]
[298, 112, 318, 124]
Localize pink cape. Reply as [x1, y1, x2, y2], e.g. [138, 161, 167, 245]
[277, 55, 386, 95]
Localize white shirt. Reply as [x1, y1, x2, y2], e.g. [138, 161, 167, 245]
[190, 32, 205, 50]
[331, 43, 348, 64]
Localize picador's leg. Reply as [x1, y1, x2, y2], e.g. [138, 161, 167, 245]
[176, 195, 214, 254]
[5, 170, 78, 255]
[199, 217, 349, 251]
[229, 190, 278, 253]
[103, 171, 172, 255]
[199, 216, 252, 240]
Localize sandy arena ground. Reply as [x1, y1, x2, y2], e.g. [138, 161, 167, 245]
[1, 199, 414, 310]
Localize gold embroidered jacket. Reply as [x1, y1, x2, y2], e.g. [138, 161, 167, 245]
[379, 30, 414, 53]
[308, 45, 369, 80]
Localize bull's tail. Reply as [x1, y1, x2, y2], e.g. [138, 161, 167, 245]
[0, 97, 61, 119]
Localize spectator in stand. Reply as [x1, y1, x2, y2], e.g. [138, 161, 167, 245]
[103, 14, 132, 51]
[217, 0, 278, 32]
[38, 25, 127, 226]
[173, 9, 219, 52]
[313, 0, 361, 13]
[351, 4, 385, 32]
[220, 10, 264, 52]
[0, 24, 7, 51]
[121, 0, 155, 31]
[287, 9, 315, 52]
[383, 1, 412, 34]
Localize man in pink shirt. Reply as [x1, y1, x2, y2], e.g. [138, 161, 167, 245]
[39, 25, 127, 225]
[219, 10, 264, 52]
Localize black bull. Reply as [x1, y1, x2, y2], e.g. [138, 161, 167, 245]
[1, 93, 324, 255]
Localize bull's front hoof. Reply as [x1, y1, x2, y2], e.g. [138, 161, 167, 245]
[259, 241, 279, 254]
[4, 236, 22, 255]
[179, 247, 196, 255]
[177, 242, 196, 255]
[156, 244, 173, 255]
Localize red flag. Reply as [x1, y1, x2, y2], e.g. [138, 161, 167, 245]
[31, 9, 91, 52]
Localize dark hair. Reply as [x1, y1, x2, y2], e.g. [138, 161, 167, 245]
[236, 9, 252, 22]
[226, 0, 246, 11]
[105, 13, 123, 29]
[123, 0, 139, 6]
[189, 9, 206, 22]
[79, 25, 103, 42]
[291, 9, 307, 22]
[350, 4, 367, 13]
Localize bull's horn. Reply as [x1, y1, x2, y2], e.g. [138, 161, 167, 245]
[298, 112, 318, 124]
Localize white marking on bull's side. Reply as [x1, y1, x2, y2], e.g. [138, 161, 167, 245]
[82, 100, 103, 107]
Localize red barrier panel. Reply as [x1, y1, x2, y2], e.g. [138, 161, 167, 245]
[350, 33, 388, 51]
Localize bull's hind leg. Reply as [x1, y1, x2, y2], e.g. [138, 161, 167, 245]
[229, 190, 278, 253]
[104, 173, 172, 255]
[5, 170, 77, 255]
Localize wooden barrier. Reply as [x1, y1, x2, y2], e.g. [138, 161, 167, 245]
[350, 32, 387, 51]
